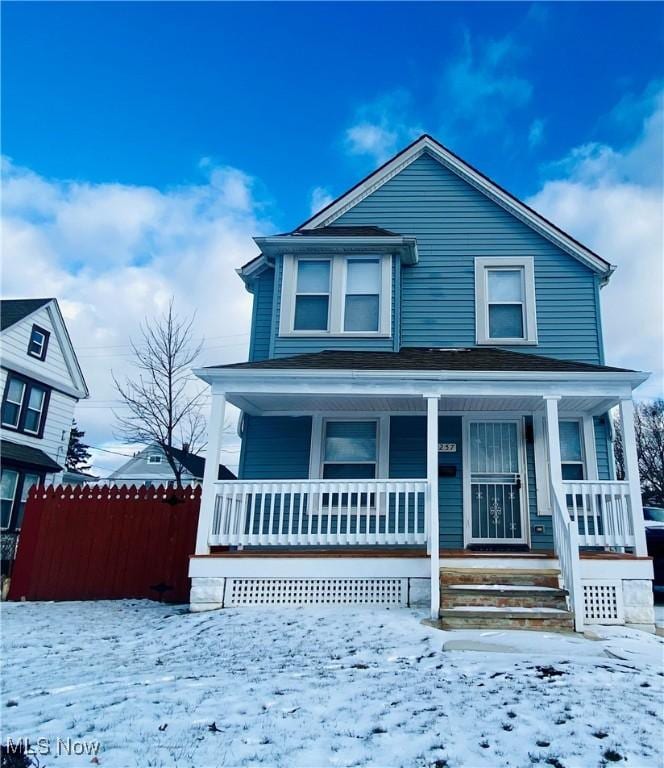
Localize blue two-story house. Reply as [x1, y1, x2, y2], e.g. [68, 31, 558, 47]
[190, 135, 654, 633]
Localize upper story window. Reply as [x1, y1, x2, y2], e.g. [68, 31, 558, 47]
[27, 325, 50, 361]
[1, 373, 49, 437]
[147, 455, 162, 464]
[281, 255, 391, 336]
[475, 257, 537, 345]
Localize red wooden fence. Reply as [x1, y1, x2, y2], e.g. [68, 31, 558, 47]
[8, 484, 200, 603]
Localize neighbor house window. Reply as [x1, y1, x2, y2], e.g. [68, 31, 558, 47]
[321, 420, 378, 479]
[15, 473, 40, 530]
[27, 325, 50, 361]
[282, 255, 391, 336]
[147, 455, 162, 464]
[475, 257, 537, 344]
[1, 374, 49, 436]
[1, 469, 19, 530]
[559, 420, 586, 480]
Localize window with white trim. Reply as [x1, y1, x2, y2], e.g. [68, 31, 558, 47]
[475, 257, 537, 344]
[147, 455, 162, 465]
[1, 469, 19, 530]
[559, 420, 586, 480]
[1, 374, 49, 437]
[281, 255, 391, 336]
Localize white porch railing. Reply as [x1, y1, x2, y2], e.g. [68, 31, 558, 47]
[209, 479, 429, 547]
[563, 480, 635, 549]
[551, 484, 584, 632]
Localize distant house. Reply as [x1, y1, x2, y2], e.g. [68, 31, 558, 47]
[105, 443, 235, 488]
[1, 298, 89, 568]
[61, 468, 99, 486]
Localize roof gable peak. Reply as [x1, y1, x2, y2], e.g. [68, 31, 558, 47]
[301, 134, 612, 280]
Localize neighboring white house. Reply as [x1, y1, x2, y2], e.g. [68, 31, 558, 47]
[0, 298, 89, 558]
[104, 442, 235, 488]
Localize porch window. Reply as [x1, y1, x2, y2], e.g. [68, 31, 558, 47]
[293, 259, 331, 331]
[475, 257, 537, 344]
[321, 420, 377, 479]
[15, 473, 40, 530]
[281, 255, 391, 336]
[559, 420, 585, 480]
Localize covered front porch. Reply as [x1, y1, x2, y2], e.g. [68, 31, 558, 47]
[191, 349, 651, 629]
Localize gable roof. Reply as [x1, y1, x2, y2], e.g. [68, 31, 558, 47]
[110, 443, 236, 481]
[299, 134, 613, 281]
[206, 347, 634, 375]
[0, 297, 89, 398]
[1, 298, 53, 331]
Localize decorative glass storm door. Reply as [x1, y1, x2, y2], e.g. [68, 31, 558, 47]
[467, 420, 527, 544]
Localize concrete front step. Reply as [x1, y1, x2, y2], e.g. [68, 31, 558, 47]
[440, 567, 561, 589]
[441, 584, 569, 611]
[439, 607, 575, 632]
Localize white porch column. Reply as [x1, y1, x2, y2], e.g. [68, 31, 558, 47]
[426, 396, 440, 620]
[619, 398, 648, 556]
[544, 396, 563, 502]
[195, 388, 227, 555]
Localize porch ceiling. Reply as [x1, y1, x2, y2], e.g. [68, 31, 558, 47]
[228, 392, 618, 416]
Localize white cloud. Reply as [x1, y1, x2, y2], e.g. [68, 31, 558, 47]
[528, 118, 545, 149]
[343, 92, 422, 165]
[528, 84, 664, 398]
[1, 159, 276, 474]
[309, 186, 334, 216]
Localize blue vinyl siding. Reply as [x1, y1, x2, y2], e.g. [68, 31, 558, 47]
[247, 269, 274, 362]
[333, 152, 603, 363]
[525, 416, 554, 550]
[239, 415, 312, 479]
[594, 415, 613, 481]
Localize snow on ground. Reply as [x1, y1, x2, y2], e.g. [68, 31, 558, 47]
[1, 601, 663, 768]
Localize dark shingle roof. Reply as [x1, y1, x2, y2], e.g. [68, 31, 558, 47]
[169, 446, 236, 480]
[292, 225, 400, 237]
[1, 440, 62, 472]
[207, 347, 634, 374]
[1, 298, 53, 332]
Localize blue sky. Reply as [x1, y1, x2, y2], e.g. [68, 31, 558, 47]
[4, 2, 663, 225]
[2, 2, 662, 474]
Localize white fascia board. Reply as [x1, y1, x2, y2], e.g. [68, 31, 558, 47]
[303, 136, 612, 280]
[193, 367, 649, 399]
[253, 236, 418, 265]
[47, 301, 89, 398]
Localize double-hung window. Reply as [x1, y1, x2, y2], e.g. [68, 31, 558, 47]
[1, 374, 49, 436]
[475, 257, 537, 344]
[344, 259, 381, 332]
[559, 420, 586, 480]
[294, 259, 331, 331]
[1, 469, 19, 530]
[28, 325, 50, 360]
[283, 255, 391, 335]
[321, 420, 378, 479]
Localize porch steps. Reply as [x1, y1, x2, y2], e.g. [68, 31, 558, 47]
[439, 567, 575, 631]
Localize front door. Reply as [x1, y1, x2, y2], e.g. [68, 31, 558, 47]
[464, 420, 528, 545]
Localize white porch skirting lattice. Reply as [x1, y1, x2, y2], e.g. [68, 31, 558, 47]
[225, 577, 406, 606]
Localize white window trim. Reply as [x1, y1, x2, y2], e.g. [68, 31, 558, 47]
[308, 414, 390, 480]
[147, 455, 163, 464]
[474, 257, 537, 345]
[23, 388, 46, 436]
[280, 254, 392, 337]
[28, 329, 46, 358]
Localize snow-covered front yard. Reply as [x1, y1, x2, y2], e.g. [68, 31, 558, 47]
[2, 601, 663, 768]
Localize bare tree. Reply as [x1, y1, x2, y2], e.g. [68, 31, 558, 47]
[113, 300, 207, 488]
[613, 398, 664, 506]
